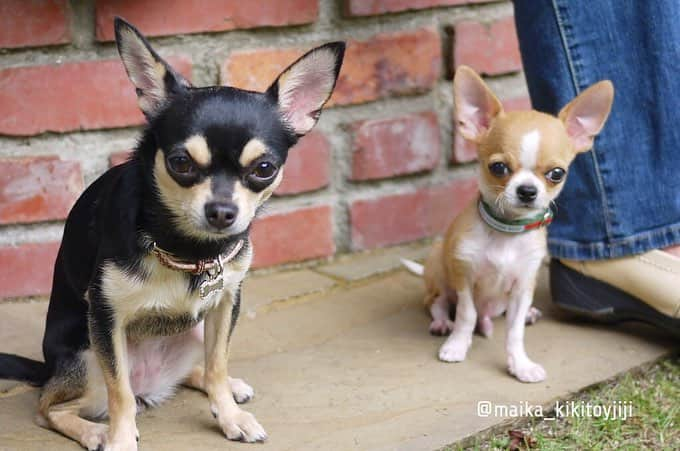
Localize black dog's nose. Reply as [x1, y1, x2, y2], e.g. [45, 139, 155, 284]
[516, 184, 538, 203]
[205, 202, 238, 229]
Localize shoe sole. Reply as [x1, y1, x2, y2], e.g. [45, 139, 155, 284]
[550, 259, 680, 338]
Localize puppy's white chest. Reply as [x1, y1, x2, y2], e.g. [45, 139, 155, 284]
[459, 224, 545, 297]
[483, 237, 529, 280]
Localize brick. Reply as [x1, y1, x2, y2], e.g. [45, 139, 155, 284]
[222, 48, 301, 94]
[345, 0, 494, 16]
[95, 0, 318, 41]
[222, 28, 441, 106]
[110, 151, 133, 167]
[452, 96, 532, 164]
[0, 242, 60, 299]
[251, 205, 335, 268]
[350, 112, 440, 181]
[350, 178, 477, 249]
[454, 16, 521, 76]
[332, 28, 442, 104]
[427, 178, 478, 233]
[275, 132, 330, 195]
[0, 57, 191, 136]
[0, 0, 70, 49]
[0, 157, 83, 225]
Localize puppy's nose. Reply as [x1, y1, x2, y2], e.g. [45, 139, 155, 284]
[516, 184, 538, 203]
[205, 202, 238, 229]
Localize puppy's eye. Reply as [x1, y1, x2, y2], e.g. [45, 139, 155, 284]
[168, 155, 195, 175]
[489, 162, 510, 177]
[545, 167, 566, 183]
[251, 161, 276, 180]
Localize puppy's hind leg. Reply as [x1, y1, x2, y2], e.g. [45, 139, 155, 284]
[525, 306, 542, 325]
[429, 294, 455, 336]
[439, 285, 477, 362]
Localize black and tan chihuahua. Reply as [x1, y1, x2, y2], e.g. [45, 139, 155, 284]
[0, 17, 344, 450]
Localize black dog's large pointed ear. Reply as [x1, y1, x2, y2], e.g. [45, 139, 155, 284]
[114, 17, 191, 117]
[266, 42, 345, 136]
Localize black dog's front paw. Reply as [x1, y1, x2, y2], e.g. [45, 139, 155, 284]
[218, 409, 267, 443]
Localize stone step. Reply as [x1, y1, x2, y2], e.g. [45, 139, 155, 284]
[0, 263, 674, 450]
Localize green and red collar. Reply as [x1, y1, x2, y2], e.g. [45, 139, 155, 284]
[478, 199, 553, 234]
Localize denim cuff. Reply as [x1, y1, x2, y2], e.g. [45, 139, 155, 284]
[548, 222, 680, 260]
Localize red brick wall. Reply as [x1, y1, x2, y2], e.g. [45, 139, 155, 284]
[0, 0, 528, 300]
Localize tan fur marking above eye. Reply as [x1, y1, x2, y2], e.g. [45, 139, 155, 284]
[185, 135, 211, 167]
[239, 139, 267, 167]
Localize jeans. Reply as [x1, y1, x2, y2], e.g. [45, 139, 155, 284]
[513, 0, 680, 260]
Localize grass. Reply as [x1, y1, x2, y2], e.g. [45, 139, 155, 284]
[446, 356, 679, 451]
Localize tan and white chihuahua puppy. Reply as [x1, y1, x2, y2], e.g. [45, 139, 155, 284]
[403, 66, 613, 382]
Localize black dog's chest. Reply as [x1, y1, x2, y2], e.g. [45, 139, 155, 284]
[126, 311, 207, 339]
[100, 256, 245, 338]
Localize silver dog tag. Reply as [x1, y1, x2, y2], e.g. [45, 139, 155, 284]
[199, 260, 224, 299]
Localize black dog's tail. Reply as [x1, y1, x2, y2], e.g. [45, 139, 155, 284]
[0, 353, 49, 386]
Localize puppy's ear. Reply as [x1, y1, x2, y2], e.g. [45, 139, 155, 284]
[267, 42, 345, 136]
[454, 65, 504, 143]
[114, 17, 191, 117]
[558, 80, 614, 153]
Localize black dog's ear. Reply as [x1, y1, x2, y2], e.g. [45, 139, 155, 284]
[114, 17, 191, 117]
[266, 42, 345, 136]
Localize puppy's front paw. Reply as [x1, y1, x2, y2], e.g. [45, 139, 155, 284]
[508, 358, 546, 383]
[429, 318, 455, 336]
[216, 408, 267, 443]
[438, 339, 470, 362]
[229, 377, 255, 404]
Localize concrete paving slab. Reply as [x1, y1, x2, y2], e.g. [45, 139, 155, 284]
[0, 267, 675, 451]
[316, 242, 431, 282]
[241, 269, 337, 317]
[0, 301, 46, 393]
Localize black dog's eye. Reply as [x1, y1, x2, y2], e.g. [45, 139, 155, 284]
[489, 162, 510, 177]
[168, 155, 195, 175]
[545, 167, 566, 183]
[251, 161, 276, 180]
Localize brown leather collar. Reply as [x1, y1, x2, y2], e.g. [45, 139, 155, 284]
[151, 240, 244, 275]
